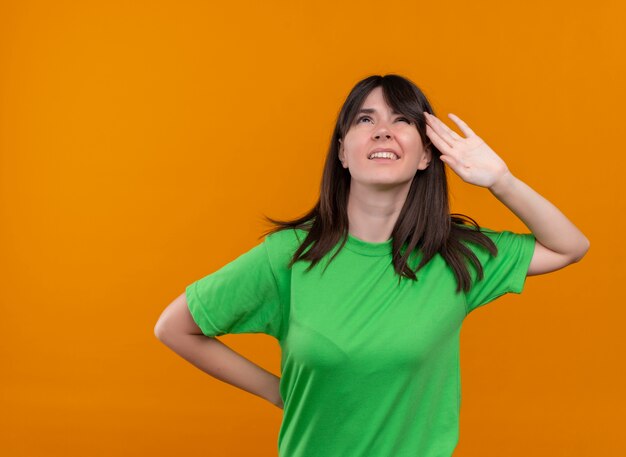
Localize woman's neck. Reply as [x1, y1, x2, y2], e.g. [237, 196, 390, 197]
[346, 180, 412, 243]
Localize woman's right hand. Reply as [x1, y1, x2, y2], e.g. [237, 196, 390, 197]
[272, 394, 284, 410]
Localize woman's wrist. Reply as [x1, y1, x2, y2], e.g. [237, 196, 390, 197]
[268, 376, 283, 409]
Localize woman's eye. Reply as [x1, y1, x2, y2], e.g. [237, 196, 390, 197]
[356, 116, 411, 124]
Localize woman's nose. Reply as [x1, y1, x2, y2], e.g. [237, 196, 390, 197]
[373, 129, 392, 140]
[372, 121, 393, 140]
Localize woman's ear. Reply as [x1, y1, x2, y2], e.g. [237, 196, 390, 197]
[338, 139, 345, 164]
[419, 148, 432, 170]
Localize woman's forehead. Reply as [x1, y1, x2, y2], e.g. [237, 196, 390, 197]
[358, 90, 407, 116]
[361, 86, 387, 106]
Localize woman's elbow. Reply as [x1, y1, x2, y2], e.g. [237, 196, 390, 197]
[571, 238, 591, 263]
[154, 291, 203, 341]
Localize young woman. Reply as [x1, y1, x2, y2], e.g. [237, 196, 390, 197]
[155, 74, 589, 456]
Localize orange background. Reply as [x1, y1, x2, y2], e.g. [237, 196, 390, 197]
[1, 0, 624, 455]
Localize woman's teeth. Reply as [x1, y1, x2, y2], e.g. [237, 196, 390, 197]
[369, 152, 398, 160]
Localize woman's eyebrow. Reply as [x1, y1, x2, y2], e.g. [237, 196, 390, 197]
[358, 108, 401, 115]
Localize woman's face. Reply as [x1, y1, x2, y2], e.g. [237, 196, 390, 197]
[338, 86, 431, 189]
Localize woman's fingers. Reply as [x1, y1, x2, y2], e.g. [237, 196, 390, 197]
[425, 124, 444, 150]
[448, 113, 476, 138]
[426, 113, 455, 146]
[425, 112, 462, 143]
[426, 124, 454, 156]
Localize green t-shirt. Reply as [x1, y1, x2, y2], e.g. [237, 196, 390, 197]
[186, 225, 536, 457]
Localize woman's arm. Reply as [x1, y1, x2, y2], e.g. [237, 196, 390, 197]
[488, 171, 590, 274]
[155, 292, 283, 409]
[157, 333, 283, 409]
[423, 111, 590, 275]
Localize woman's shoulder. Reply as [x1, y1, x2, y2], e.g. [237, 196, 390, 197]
[263, 227, 308, 269]
[453, 222, 499, 238]
[265, 226, 308, 246]
[452, 222, 504, 256]
[453, 223, 533, 261]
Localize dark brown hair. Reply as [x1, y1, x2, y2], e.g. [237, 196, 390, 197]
[260, 74, 497, 293]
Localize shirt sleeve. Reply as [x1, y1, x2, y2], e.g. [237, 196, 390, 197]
[464, 228, 536, 315]
[185, 237, 284, 340]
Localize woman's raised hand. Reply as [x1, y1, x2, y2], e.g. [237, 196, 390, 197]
[424, 111, 512, 190]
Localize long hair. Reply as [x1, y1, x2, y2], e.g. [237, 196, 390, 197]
[260, 74, 497, 293]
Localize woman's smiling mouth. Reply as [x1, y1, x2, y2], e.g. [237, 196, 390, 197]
[369, 151, 399, 160]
